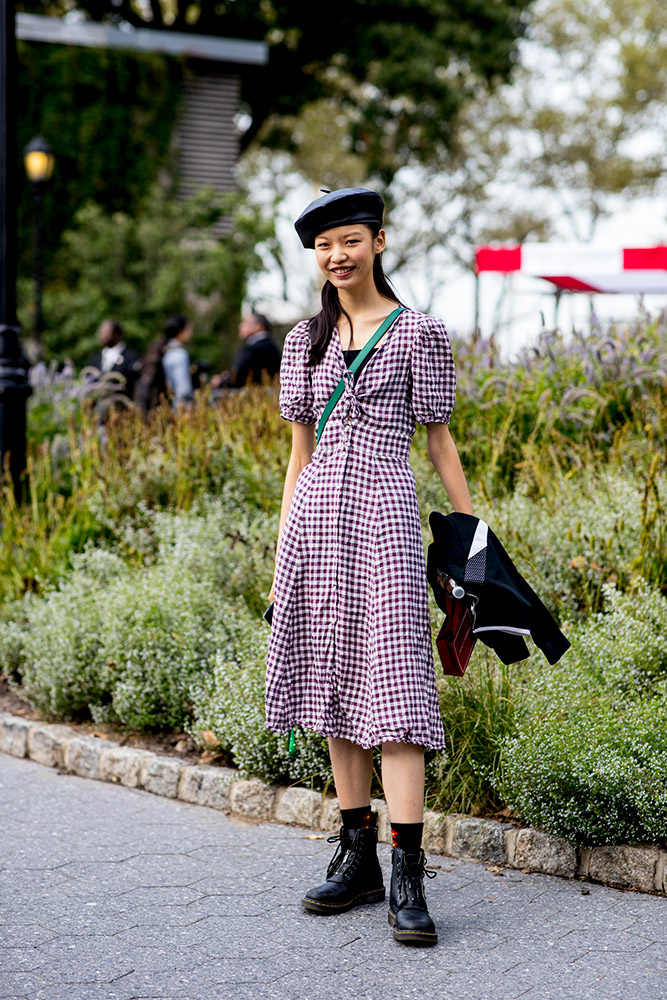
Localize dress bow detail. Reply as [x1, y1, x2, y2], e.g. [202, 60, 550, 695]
[340, 374, 362, 428]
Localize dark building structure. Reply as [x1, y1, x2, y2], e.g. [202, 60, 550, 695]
[16, 13, 268, 219]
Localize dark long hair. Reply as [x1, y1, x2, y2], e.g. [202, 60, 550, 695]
[306, 225, 404, 365]
[164, 314, 189, 340]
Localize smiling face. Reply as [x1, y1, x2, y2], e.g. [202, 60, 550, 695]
[314, 225, 386, 291]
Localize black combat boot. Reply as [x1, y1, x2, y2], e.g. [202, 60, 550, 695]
[301, 817, 385, 914]
[388, 847, 437, 945]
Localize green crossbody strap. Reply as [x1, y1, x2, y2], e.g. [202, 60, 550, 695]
[315, 306, 405, 446]
[286, 307, 404, 759]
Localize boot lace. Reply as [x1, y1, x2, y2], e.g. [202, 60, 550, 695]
[326, 830, 348, 879]
[326, 828, 371, 883]
[402, 851, 436, 907]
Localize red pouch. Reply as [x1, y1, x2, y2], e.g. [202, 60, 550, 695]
[436, 593, 477, 677]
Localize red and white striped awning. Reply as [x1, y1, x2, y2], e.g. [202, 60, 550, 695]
[475, 244, 667, 294]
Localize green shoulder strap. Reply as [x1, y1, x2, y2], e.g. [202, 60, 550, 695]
[315, 306, 405, 445]
[288, 306, 404, 759]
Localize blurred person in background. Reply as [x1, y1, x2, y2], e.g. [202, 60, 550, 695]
[213, 312, 281, 390]
[161, 315, 195, 409]
[134, 337, 168, 418]
[87, 319, 143, 399]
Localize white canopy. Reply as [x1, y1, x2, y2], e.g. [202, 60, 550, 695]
[475, 244, 667, 294]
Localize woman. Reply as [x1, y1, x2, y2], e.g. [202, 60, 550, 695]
[266, 188, 473, 946]
[161, 314, 194, 409]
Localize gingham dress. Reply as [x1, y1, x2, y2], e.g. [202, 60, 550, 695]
[265, 308, 456, 750]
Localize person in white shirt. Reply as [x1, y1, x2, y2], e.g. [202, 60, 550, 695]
[86, 319, 142, 398]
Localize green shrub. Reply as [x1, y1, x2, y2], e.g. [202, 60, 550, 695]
[0, 550, 117, 720]
[493, 582, 667, 843]
[496, 698, 667, 845]
[470, 465, 667, 616]
[568, 580, 667, 697]
[518, 580, 667, 721]
[108, 495, 278, 616]
[0, 547, 208, 727]
[0, 502, 278, 730]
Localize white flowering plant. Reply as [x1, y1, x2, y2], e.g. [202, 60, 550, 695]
[496, 697, 667, 844]
[494, 579, 667, 843]
[0, 501, 277, 730]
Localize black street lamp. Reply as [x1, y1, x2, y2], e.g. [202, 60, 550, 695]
[24, 135, 55, 342]
[0, 0, 31, 501]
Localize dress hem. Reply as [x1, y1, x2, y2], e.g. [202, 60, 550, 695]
[266, 718, 447, 753]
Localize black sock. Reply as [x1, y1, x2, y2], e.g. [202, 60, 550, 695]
[340, 806, 373, 830]
[391, 822, 424, 854]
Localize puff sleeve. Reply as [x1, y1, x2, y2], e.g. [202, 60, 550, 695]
[279, 322, 316, 424]
[410, 317, 456, 425]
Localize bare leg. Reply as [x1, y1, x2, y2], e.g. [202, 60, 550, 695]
[328, 737, 373, 809]
[381, 743, 436, 946]
[302, 737, 384, 913]
[381, 742, 425, 823]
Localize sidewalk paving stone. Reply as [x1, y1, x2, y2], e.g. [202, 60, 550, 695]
[2, 753, 667, 1000]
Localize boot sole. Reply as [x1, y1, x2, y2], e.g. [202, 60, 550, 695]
[388, 908, 438, 946]
[301, 888, 386, 914]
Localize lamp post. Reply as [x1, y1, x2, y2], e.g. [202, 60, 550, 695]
[0, 0, 31, 501]
[24, 135, 55, 341]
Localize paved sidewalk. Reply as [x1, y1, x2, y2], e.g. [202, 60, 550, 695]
[1, 754, 666, 1000]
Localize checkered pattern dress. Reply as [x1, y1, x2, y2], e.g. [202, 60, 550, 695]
[266, 309, 456, 750]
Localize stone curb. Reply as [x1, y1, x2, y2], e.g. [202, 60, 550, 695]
[2, 711, 665, 896]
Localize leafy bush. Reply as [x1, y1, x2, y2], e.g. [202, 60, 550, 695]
[1, 547, 210, 728]
[118, 495, 278, 618]
[493, 581, 667, 843]
[518, 580, 667, 720]
[567, 581, 667, 697]
[0, 502, 277, 730]
[496, 698, 667, 845]
[472, 464, 667, 616]
[0, 494, 332, 784]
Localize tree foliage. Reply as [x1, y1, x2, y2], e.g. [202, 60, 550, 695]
[18, 40, 182, 279]
[18, 0, 535, 183]
[505, 0, 667, 240]
[361, 0, 667, 321]
[21, 183, 274, 366]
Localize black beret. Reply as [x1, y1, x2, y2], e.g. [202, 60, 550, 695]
[294, 188, 384, 248]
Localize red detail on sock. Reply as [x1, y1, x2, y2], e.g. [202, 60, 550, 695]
[362, 811, 373, 828]
[391, 828, 399, 848]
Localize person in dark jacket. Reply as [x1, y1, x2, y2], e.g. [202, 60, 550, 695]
[215, 313, 281, 389]
[86, 319, 143, 399]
